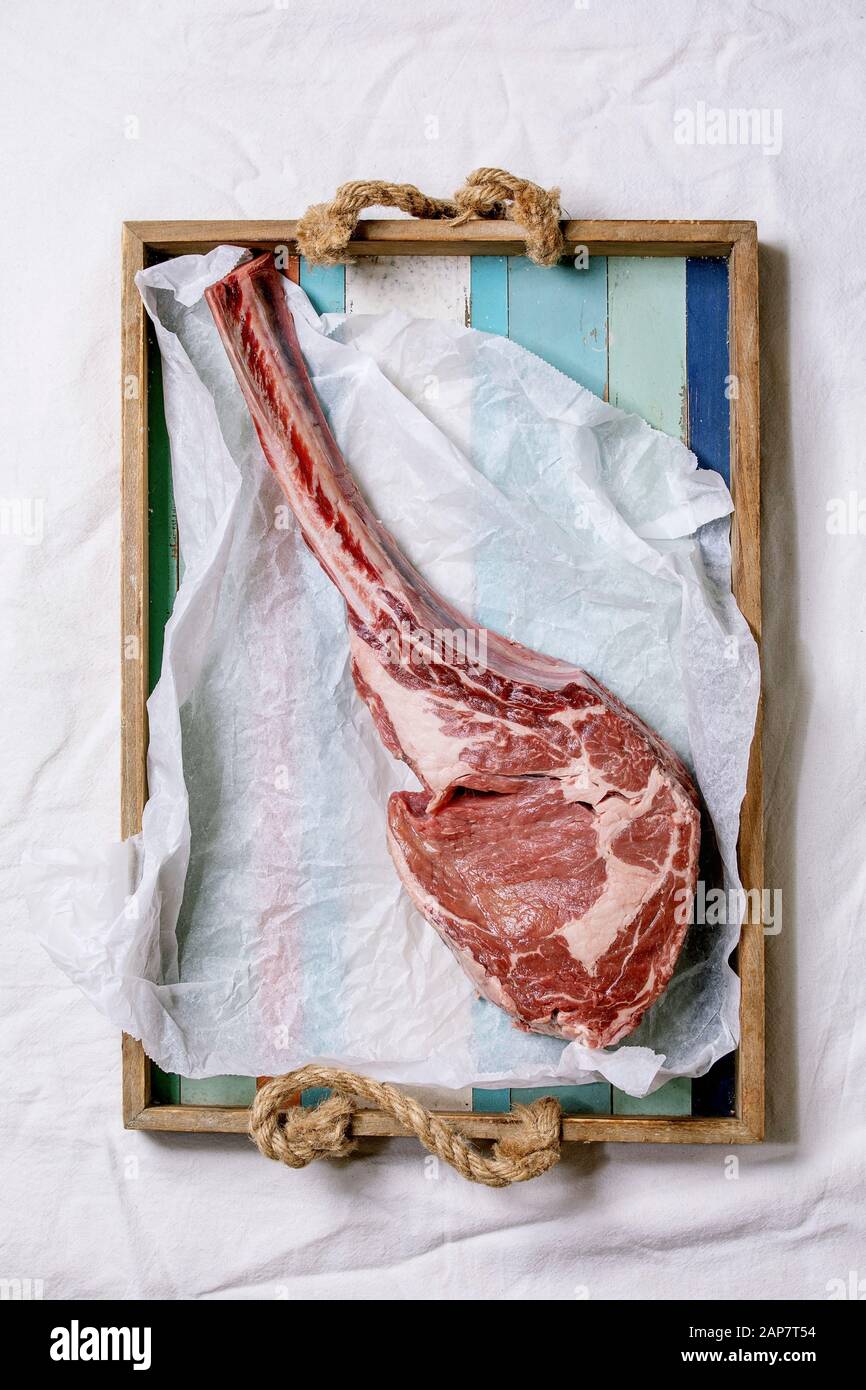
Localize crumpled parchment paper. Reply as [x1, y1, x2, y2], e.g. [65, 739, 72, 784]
[25, 245, 759, 1096]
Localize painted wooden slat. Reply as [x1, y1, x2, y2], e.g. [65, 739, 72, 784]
[608, 257, 687, 438]
[467, 256, 519, 1112]
[145, 327, 181, 1107]
[305, 255, 474, 1112]
[301, 1087, 332, 1109]
[302, 1085, 474, 1114]
[467, 252, 615, 1118]
[612, 1078, 693, 1117]
[467, 255, 528, 1111]
[692, 1054, 736, 1117]
[608, 255, 691, 1117]
[150, 1066, 180, 1105]
[512, 1084, 612, 1115]
[299, 260, 346, 316]
[508, 254, 608, 398]
[470, 256, 509, 336]
[146, 327, 178, 695]
[179, 1076, 257, 1106]
[149, 294, 269, 1112]
[346, 255, 470, 323]
[687, 254, 735, 1118]
[506, 256, 611, 1118]
[472, 1088, 511, 1113]
[686, 256, 731, 483]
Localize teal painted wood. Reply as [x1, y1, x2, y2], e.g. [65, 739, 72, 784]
[612, 1077, 693, 1117]
[467, 256, 595, 1107]
[179, 1075, 257, 1106]
[299, 260, 346, 316]
[470, 257, 509, 336]
[301, 1087, 332, 1109]
[608, 257, 687, 438]
[504, 254, 610, 1118]
[508, 255, 608, 398]
[512, 1084, 611, 1115]
[466, 254, 617, 1118]
[467, 255, 536, 1084]
[471, 1089, 511, 1113]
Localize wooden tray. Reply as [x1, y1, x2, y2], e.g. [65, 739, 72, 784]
[121, 218, 762, 1144]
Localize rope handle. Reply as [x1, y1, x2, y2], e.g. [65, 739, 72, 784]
[295, 167, 565, 269]
[250, 1066, 562, 1187]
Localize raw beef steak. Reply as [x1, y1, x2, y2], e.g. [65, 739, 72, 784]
[207, 254, 700, 1049]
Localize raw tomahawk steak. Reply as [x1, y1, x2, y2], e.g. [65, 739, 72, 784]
[207, 254, 700, 1049]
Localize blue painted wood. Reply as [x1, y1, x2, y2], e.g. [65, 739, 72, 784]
[470, 257, 509, 336]
[299, 261, 346, 316]
[692, 1053, 736, 1117]
[508, 255, 608, 398]
[512, 1084, 611, 1115]
[687, 257, 731, 483]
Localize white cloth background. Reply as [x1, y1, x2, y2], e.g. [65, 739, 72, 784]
[1, 0, 863, 1301]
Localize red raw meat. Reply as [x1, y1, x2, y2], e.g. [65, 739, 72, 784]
[206, 254, 700, 1049]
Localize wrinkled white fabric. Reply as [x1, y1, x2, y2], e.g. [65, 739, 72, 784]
[1, 0, 863, 1302]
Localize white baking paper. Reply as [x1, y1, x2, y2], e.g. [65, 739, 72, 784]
[24, 246, 759, 1096]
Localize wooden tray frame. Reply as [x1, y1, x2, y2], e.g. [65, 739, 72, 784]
[121, 218, 763, 1144]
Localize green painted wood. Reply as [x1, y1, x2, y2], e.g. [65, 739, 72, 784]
[608, 256, 687, 439]
[146, 329, 181, 1107]
[150, 1066, 181, 1105]
[512, 1084, 612, 1115]
[612, 1077, 693, 1116]
[606, 256, 691, 1116]
[148, 328, 257, 1110]
[179, 1075, 258, 1106]
[146, 325, 178, 695]
[508, 254, 608, 398]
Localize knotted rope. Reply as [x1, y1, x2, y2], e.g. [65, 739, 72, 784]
[295, 167, 564, 269]
[250, 1066, 562, 1187]
[451, 167, 565, 267]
